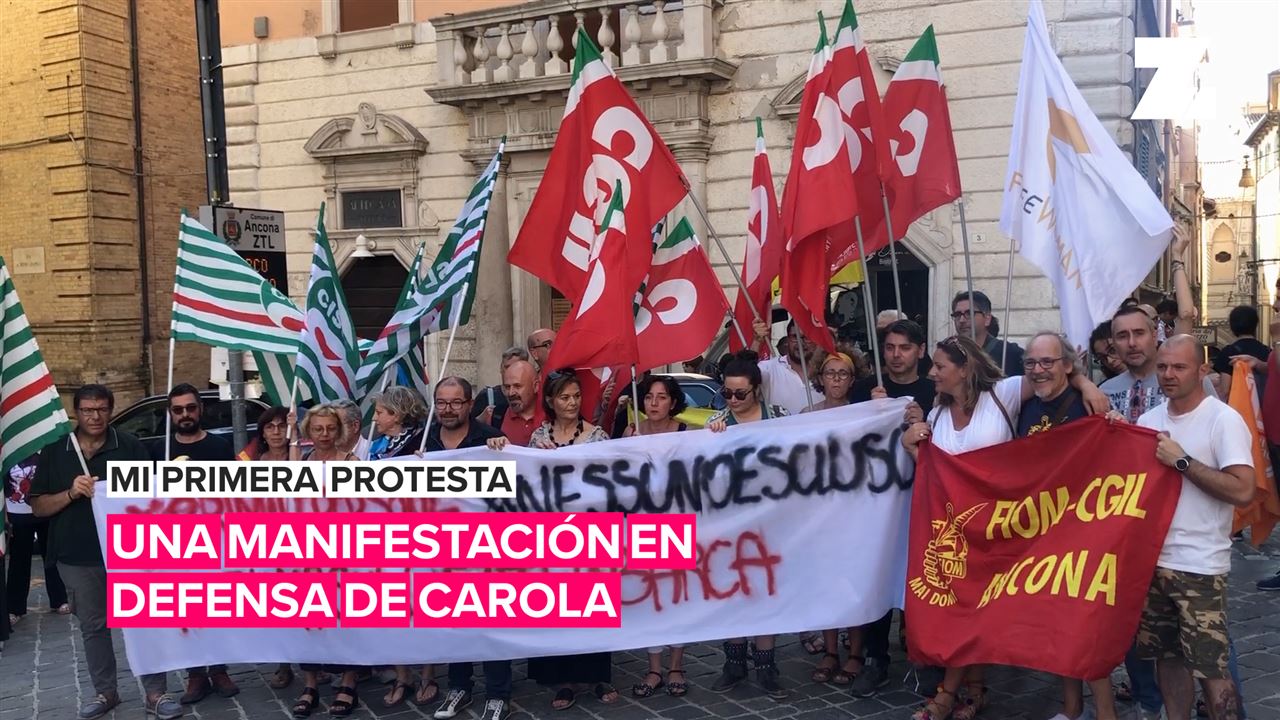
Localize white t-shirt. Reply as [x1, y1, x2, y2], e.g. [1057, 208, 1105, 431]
[928, 377, 1024, 454]
[759, 356, 811, 417]
[1138, 395, 1253, 575]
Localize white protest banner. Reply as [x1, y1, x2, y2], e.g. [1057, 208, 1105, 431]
[93, 399, 913, 674]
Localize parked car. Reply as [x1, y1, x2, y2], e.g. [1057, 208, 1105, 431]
[111, 389, 270, 446]
[667, 373, 726, 411]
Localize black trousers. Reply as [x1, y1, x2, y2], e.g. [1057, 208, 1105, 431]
[6, 514, 67, 613]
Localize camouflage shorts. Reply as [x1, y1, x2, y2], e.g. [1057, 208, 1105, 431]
[1135, 568, 1230, 679]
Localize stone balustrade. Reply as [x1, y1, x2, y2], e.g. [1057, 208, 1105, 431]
[430, 0, 733, 106]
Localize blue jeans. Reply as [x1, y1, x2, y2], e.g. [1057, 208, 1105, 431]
[1126, 639, 1246, 717]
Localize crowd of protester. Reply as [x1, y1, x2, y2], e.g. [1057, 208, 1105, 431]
[3, 255, 1276, 720]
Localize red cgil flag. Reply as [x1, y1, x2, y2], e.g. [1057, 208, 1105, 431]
[731, 119, 784, 356]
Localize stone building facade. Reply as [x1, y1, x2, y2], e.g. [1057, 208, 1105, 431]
[0, 0, 208, 407]
[217, 0, 1190, 385]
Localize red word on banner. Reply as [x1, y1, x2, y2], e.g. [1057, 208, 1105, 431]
[409, 572, 621, 628]
[625, 514, 696, 569]
[106, 514, 222, 570]
[107, 572, 339, 628]
[222, 512, 625, 569]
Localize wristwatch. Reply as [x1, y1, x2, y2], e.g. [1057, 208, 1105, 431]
[1174, 455, 1192, 472]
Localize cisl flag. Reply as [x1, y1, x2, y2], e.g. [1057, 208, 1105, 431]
[295, 204, 362, 403]
[544, 181, 640, 374]
[857, 26, 961, 262]
[731, 119, 783, 356]
[1000, 0, 1173, 350]
[634, 218, 730, 373]
[509, 31, 686, 302]
[780, 14, 857, 352]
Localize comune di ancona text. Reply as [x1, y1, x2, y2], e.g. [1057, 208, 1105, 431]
[226, 517, 621, 563]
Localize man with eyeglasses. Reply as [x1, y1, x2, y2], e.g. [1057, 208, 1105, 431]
[526, 328, 556, 371]
[149, 383, 240, 705]
[751, 318, 817, 416]
[951, 291, 1024, 377]
[420, 376, 512, 720]
[28, 384, 185, 720]
[422, 377, 504, 453]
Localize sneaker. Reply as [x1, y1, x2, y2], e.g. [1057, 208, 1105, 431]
[478, 698, 510, 720]
[850, 658, 889, 698]
[755, 666, 788, 701]
[1257, 573, 1280, 591]
[710, 664, 747, 692]
[210, 671, 240, 698]
[78, 693, 121, 720]
[180, 674, 211, 704]
[146, 693, 184, 720]
[433, 689, 473, 719]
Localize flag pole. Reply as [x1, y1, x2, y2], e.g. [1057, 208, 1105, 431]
[855, 217, 885, 387]
[163, 336, 175, 461]
[680, 178, 764, 330]
[68, 432, 92, 478]
[286, 373, 300, 445]
[365, 372, 392, 447]
[630, 365, 641, 436]
[419, 282, 469, 454]
[789, 322, 816, 410]
[878, 183, 904, 311]
[1001, 238, 1015, 369]
[957, 200, 977, 341]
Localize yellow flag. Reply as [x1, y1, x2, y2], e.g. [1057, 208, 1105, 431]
[771, 261, 864, 300]
[1228, 362, 1280, 545]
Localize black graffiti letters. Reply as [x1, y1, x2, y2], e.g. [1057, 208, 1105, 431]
[485, 426, 911, 514]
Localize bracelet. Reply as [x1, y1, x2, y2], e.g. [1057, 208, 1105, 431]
[1171, 260, 1186, 271]
[66, 489, 74, 502]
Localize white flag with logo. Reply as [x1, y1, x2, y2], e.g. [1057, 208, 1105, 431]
[1000, 0, 1173, 349]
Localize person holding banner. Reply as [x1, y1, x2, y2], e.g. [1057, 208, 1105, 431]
[1014, 332, 1119, 720]
[620, 375, 691, 699]
[902, 336, 1107, 719]
[706, 350, 788, 700]
[27, 385, 184, 720]
[1134, 336, 1254, 720]
[517, 370, 618, 710]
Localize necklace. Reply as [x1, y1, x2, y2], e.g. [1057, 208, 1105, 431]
[551, 419, 584, 448]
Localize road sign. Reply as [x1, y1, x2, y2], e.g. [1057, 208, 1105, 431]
[199, 205, 288, 290]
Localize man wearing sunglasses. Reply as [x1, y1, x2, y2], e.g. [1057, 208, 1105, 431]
[526, 328, 556, 371]
[150, 383, 240, 705]
[951, 291, 1024, 377]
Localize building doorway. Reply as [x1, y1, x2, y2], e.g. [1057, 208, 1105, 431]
[830, 244, 931, 352]
[341, 255, 407, 341]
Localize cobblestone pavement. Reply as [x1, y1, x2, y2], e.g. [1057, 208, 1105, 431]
[6, 540, 1280, 720]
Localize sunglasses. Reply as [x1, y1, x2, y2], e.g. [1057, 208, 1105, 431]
[937, 337, 970, 361]
[720, 388, 754, 401]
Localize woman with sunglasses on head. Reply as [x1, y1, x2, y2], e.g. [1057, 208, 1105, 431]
[520, 370, 617, 711]
[620, 375, 692, 699]
[901, 335, 1106, 720]
[704, 351, 789, 699]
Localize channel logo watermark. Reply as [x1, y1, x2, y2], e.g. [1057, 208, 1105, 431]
[1132, 37, 1215, 122]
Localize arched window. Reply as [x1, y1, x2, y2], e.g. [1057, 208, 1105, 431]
[1210, 224, 1235, 282]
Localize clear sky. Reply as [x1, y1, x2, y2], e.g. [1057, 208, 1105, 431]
[1193, 0, 1280, 197]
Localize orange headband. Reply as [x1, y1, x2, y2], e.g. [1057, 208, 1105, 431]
[822, 352, 854, 370]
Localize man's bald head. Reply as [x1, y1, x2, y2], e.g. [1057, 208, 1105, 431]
[526, 328, 556, 368]
[1155, 334, 1207, 404]
[502, 359, 539, 415]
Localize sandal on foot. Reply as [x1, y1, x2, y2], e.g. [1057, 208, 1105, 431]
[911, 687, 957, 720]
[551, 687, 576, 711]
[594, 683, 620, 704]
[270, 665, 294, 690]
[811, 653, 840, 683]
[631, 671, 665, 698]
[800, 632, 826, 655]
[329, 686, 360, 718]
[291, 687, 319, 719]
[666, 670, 689, 697]
[832, 655, 864, 686]
[1114, 680, 1133, 702]
[953, 684, 987, 720]
[383, 681, 413, 708]
[413, 680, 439, 706]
